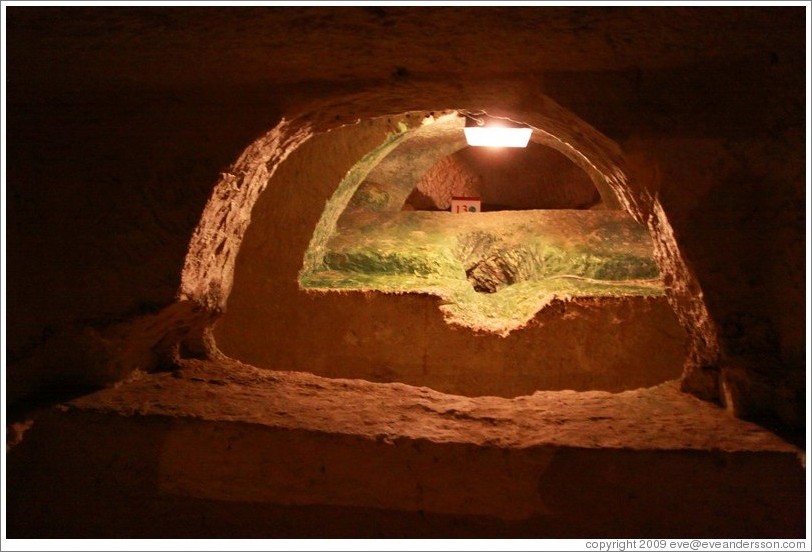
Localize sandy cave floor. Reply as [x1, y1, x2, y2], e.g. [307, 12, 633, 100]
[69, 357, 803, 456]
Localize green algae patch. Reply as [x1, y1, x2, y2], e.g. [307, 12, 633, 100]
[300, 209, 663, 335]
[299, 130, 409, 276]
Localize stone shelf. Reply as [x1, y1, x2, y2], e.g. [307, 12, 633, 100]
[7, 358, 805, 538]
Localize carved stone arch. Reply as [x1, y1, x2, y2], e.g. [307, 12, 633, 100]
[175, 83, 719, 401]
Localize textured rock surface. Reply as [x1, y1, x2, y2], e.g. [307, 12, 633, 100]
[217, 119, 686, 394]
[67, 358, 804, 453]
[6, 358, 805, 537]
[6, 6, 806, 453]
[304, 207, 664, 332]
[218, 291, 687, 397]
[351, 114, 468, 212]
[372, 121, 603, 212]
[454, 143, 602, 211]
[407, 154, 482, 210]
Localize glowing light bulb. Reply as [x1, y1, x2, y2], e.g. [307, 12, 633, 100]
[463, 126, 532, 148]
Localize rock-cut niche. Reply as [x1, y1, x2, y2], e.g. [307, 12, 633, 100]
[300, 112, 666, 334]
[215, 111, 688, 397]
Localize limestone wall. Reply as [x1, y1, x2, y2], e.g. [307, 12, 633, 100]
[6, 7, 805, 435]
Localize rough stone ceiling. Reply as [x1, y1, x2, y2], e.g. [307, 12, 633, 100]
[7, 7, 802, 90]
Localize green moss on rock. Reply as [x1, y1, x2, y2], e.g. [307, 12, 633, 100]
[301, 207, 664, 334]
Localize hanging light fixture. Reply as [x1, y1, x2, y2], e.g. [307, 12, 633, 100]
[463, 113, 532, 148]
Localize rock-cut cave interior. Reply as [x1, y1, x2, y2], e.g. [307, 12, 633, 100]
[3, 6, 808, 541]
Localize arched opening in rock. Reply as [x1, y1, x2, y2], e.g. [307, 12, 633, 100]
[208, 109, 690, 397]
[299, 112, 663, 328]
[404, 141, 602, 212]
[7, 9, 803, 539]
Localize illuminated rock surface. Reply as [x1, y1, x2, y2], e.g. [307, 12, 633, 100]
[5, 7, 805, 539]
[6, 358, 804, 537]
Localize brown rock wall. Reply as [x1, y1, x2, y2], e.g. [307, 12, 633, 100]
[6, 7, 805, 437]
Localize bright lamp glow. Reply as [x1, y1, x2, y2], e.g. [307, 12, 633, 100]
[463, 126, 532, 148]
